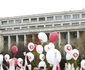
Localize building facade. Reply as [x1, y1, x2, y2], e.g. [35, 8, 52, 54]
[0, 10, 85, 52]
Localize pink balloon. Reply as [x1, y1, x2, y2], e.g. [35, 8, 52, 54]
[49, 32, 58, 42]
[12, 46, 18, 54]
[12, 58, 18, 66]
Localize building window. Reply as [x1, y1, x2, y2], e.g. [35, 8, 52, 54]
[72, 22, 79, 25]
[39, 17, 45, 21]
[9, 20, 14, 24]
[37, 25, 44, 28]
[15, 19, 21, 23]
[31, 18, 37, 22]
[2, 21, 7, 25]
[7, 28, 12, 30]
[21, 26, 28, 29]
[64, 33, 67, 39]
[73, 14, 80, 19]
[63, 23, 70, 26]
[73, 33, 77, 38]
[46, 25, 52, 27]
[54, 24, 61, 26]
[23, 19, 29, 23]
[81, 14, 85, 18]
[29, 26, 36, 28]
[47, 16, 53, 21]
[55, 16, 62, 20]
[14, 27, 20, 29]
[64, 15, 71, 19]
[81, 22, 85, 25]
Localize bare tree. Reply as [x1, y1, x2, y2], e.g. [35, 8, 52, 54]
[75, 32, 85, 58]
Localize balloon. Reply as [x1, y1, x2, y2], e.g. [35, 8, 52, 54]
[27, 65, 31, 70]
[81, 60, 85, 69]
[12, 58, 18, 66]
[44, 43, 55, 52]
[66, 53, 72, 60]
[4, 54, 10, 61]
[49, 32, 58, 42]
[39, 54, 45, 61]
[46, 49, 61, 64]
[44, 45, 50, 52]
[38, 61, 46, 68]
[26, 52, 34, 62]
[18, 58, 23, 67]
[36, 45, 43, 54]
[72, 49, 79, 60]
[8, 59, 12, 65]
[48, 43, 55, 49]
[27, 42, 34, 51]
[38, 32, 48, 42]
[64, 44, 72, 53]
[6, 61, 10, 65]
[9, 59, 15, 70]
[12, 45, 18, 54]
[0, 54, 3, 64]
[34, 44, 37, 51]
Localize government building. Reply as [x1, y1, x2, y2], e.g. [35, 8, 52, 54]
[0, 10, 85, 52]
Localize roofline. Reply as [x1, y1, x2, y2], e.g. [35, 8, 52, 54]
[0, 9, 85, 20]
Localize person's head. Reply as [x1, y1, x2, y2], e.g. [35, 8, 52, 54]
[40, 66, 44, 70]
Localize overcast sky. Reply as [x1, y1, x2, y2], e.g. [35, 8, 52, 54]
[0, 0, 85, 17]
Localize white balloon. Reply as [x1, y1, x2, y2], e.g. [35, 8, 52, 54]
[81, 60, 85, 69]
[48, 43, 55, 49]
[36, 45, 43, 54]
[18, 58, 23, 67]
[44, 45, 50, 52]
[64, 44, 72, 53]
[38, 32, 48, 42]
[46, 49, 61, 64]
[27, 42, 34, 51]
[4, 54, 10, 61]
[39, 54, 45, 61]
[72, 49, 79, 60]
[38, 61, 46, 68]
[26, 52, 34, 62]
[0, 54, 3, 64]
[66, 53, 72, 60]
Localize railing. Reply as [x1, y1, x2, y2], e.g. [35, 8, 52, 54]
[2, 23, 85, 35]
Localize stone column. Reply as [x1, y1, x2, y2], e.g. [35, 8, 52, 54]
[77, 31, 80, 39]
[16, 35, 19, 45]
[0, 20, 1, 25]
[0, 34, 4, 52]
[58, 32, 61, 47]
[24, 34, 26, 46]
[8, 35, 11, 51]
[67, 31, 70, 44]
[32, 34, 35, 42]
[29, 18, 31, 22]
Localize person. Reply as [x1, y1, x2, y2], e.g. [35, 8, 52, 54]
[39, 66, 44, 70]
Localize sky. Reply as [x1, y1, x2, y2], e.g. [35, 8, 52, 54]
[0, 0, 85, 17]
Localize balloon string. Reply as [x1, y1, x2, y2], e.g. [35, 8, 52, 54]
[14, 53, 16, 58]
